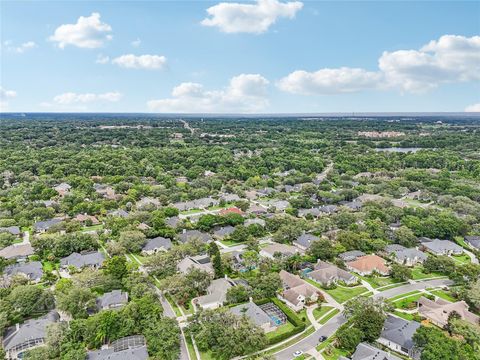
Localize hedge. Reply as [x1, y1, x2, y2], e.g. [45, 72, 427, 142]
[267, 322, 305, 345]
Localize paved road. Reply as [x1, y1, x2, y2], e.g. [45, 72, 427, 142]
[274, 278, 453, 360]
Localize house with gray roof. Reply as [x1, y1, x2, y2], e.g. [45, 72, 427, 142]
[229, 301, 277, 333]
[378, 315, 421, 359]
[465, 235, 480, 250]
[87, 335, 148, 360]
[259, 243, 300, 259]
[141, 236, 172, 255]
[33, 218, 63, 233]
[319, 205, 338, 215]
[107, 209, 129, 218]
[244, 218, 266, 227]
[96, 290, 129, 311]
[60, 251, 105, 272]
[339, 250, 366, 262]
[213, 226, 235, 239]
[177, 230, 212, 244]
[266, 200, 290, 212]
[384, 244, 427, 267]
[349, 342, 401, 360]
[293, 233, 320, 251]
[3, 311, 59, 360]
[0, 242, 34, 262]
[165, 216, 181, 228]
[307, 260, 357, 287]
[420, 238, 463, 256]
[177, 254, 214, 275]
[194, 277, 235, 310]
[0, 226, 21, 237]
[298, 208, 321, 218]
[4, 261, 43, 283]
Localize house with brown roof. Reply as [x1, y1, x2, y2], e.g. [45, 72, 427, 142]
[73, 213, 100, 226]
[219, 207, 244, 216]
[307, 260, 357, 287]
[0, 243, 34, 262]
[278, 270, 321, 311]
[346, 254, 389, 276]
[418, 297, 480, 328]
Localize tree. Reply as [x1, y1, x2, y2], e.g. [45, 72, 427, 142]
[390, 263, 412, 282]
[308, 239, 337, 261]
[226, 285, 250, 304]
[143, 317, 180, 360]
[423, 255, 456, 275]
[229, 225, 250, 243]
[104, 255, 128, 281]
[249, 272, 281, 300]
[343, 297, 390, 342]
[7, 285, 55, 319]
[208, 242, 224, 278]
[57, 287, 96, 319]
[336, 326, 363, 351]
[118, 230, 146, 253]
[394, 226, 417, 247]
[413, 326, 475, 360]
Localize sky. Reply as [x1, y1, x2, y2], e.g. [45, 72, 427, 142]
[1, 0, 479, 113]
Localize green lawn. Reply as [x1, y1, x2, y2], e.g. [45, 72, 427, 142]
[266, 321, 296, 340]
[164, 293, 182, 317]
[388, 290, 421, 302]
[358, 275, 400, 289]
[451, 254, 471, 264]
[219, 239, 244, 247]
[185, 336, 199, 360]
[313, 306, 333, 320]
[322, 346, 350, 360]
[304, 278, 368, 303]
[393, 293, 423, 309]
[393, 310, 415, 321]
[42, 261, 58, 272]
[180, 209, 203, 215]
[319, 308, 340, 325]
[263, 326, 315, 356]
[81, 224, 104, 232]
[429, 289, 456, 302]
[411, 266, 444, 280]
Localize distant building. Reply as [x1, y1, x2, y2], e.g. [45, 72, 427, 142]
[346, 255, 389, 276]
[259, 243, 301, 259]
[141, 236, 172, 255]
[293, 233, 320, 251]
[33, 218, 63, 233]
[0, 243, 34, 262]
[378, 315, 421, 359]
[0, 226, 21, 237]
[4, 261, 43, 283]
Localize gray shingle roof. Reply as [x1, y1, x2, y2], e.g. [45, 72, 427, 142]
[213, 226, 235, 238]
[0, 226, 21, 236]
[87, 346, 148, 360]
[421, 239, 463, 254]
[294, 233, 320, 249]
[177, 230, 212, 244]
[351, 342, 402, 360]
[229, 302, 275, 327]
[142, 236, 172, 251]
[465, 236, 480, 249]
[380, 315, 420, 351]
[60, 251, 105, 269]
[96, 290, 128, 310]
[338, 250, 365, 261]
[4, 261, 43, 281]
[33, 218, 62, 231]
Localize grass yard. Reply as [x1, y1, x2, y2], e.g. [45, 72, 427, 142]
[411, 266, 444, 280]
[313, 306, 333, 320]
[319, 308, 340, 325]
[393, 293, 423, 309]
[263, 326, 315, 356]
[451, 254, 471, 264]
[219, 239, 244, 247]
[81, 224, 104, 232]
[388, 290, 421, 302]
[42, 261, 58, 272]
[266, 321, 296, 340]
[393, 310, 415, 321]
[323, 285, 369, 304]
[180, 209, 203, 215]
[358, 275, 400, 289]
[429, 289, 456, 302]
[322, 346, 350, 360]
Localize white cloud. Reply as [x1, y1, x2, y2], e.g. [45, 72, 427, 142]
[201, 0, 303, 34]
[147, 74, 269, 113]
[0, 86, 17, 111]
[465, 103, 480, 112]
[49, 12, 112, 49]
[96, 54, 110, 64]
[52, 91, 122, 104]
[277, 68, 382, 95]
[3, 40, 37, 53]
[278, 34, 480, 95]
[131, 38, 141, 47]
[111, 54, 167, 70]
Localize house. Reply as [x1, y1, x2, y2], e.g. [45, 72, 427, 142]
[298, 208, 321, 218]
[220, 193, 241, 202]
[342, 201, 363, 211]
[136, 197, 160, 209]
[73, 213, 100, 226]
[0, 243, 34, 261]
[219, 207, 244, 216]
[213, 226, 235, 239]
[165, 216, 181, 228]
[177, 254, 214, 275]
[267, 200, 290, 212]
[60, 251, 105, 272]
[339, 250, 366, 262]
[308, 260, 357, 287]
[96, 290, 129, 311]
[177, 230, 212, 244]
[229, 301, 277, 333]
[384, 244, 427, 267]
[247, 204, 267, 215]
[278, 270, 320, 311]
[4, 261, 43, 283]
[259, 243, 300, 259]
[194, 277, 235, 310]
[173, 197, 219, 211]
[87, 335, 148, 360]
[141, 237, 172, 255]
[346, 342, 401, 360]
[0, 226, 21, 237]
[418, 297, 480, 328]
[107, 209, 129, 218]
[346, 255, 389, 276]
[94, 184, 117, 200]
[464, 235, 480, 250]
[377, 315, 421, 359]
[420, 238, 463, 256]
[33, 218, 63, 233]
[318, 205, 338, 215]
[293, 233, 320, 251]
[54, 182, 71, 196]
[244, 218, 266, 227]
[3, 311, 59, 360]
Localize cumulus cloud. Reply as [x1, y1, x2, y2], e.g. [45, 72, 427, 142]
[49, 13, 112, 49]
[111, 54, 167, 70]
[0, 86, 17, 111]
[147, 74, 269, 113]
[52, 91, 122, 104]
[201, 0, 303, 34]
[3, 40, 37, 53]
[96, 54, 110, 64]
[277, 67, 382, 95]
[278, 34, 480, 95]
[465, 103, 480, 112]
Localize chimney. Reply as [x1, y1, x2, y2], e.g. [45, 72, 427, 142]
[249, 297, 253, 303]
[183, 229, 186, 234]
[16, 323, 20, 331]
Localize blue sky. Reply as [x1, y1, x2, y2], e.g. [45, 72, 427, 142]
[1, 0, 479, 113]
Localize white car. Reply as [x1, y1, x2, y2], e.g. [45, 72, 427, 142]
[293, 350, 303, 358]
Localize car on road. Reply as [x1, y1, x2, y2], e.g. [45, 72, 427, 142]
[319, 335, 327, 342]
[292, 350, 303, 358]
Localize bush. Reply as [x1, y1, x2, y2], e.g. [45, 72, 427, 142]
[267, 323, 305, 345]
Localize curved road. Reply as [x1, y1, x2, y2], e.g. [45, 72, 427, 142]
[274, 278, 452, 360]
